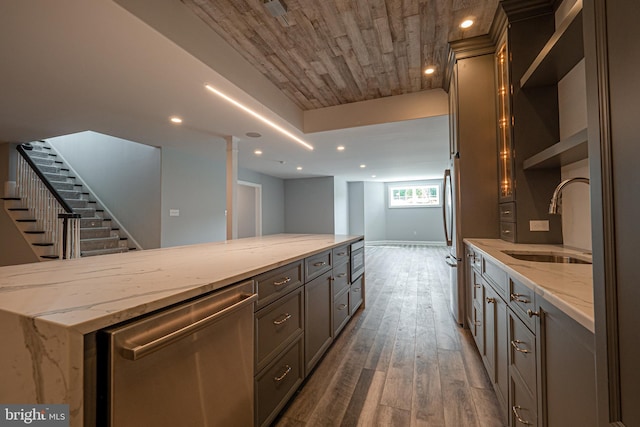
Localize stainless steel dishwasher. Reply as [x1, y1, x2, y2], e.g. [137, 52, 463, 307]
[101, 280, 257, 427]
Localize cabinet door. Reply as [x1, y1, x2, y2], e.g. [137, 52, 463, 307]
[483, 282, 508, 412]
[304, 270, 333, 375]
[536, 298, 596, 427]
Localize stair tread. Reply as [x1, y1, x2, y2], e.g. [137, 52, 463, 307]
[81, 247, 130, 257]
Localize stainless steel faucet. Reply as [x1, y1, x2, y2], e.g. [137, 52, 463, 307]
[548, 177, 590, 214]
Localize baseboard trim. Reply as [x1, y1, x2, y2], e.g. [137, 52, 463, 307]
[365, 240, 446, 247]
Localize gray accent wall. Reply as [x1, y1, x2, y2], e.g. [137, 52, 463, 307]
[238, 167, 285, 235]
[284, 176, 335, 234]
[363, 181, 386, 241]
[348, 182, 364, 236]
[385, 180, 445, 242]
[161, 144, 227, 247]
[49, 131, 161, 249]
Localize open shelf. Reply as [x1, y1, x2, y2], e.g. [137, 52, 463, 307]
[520, 1, 584, 88]
[523, 128, 588, 170]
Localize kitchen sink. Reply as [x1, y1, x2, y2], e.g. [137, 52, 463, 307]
[502, 251, 592, 265]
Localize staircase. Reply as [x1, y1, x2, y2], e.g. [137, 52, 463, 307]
[3, 141, 138, 259]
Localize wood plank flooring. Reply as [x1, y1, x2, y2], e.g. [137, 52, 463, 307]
[274, 244, 504, 427]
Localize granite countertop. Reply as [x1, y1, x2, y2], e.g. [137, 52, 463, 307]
[0, 233, 360, 334]
[464, 238, 594, 333]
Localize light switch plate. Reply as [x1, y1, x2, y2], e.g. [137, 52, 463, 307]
[169, 209, 180, 217]
[530, 220, 549, 232]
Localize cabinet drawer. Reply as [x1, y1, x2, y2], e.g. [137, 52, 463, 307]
[510, 374, 537, 427]
[255, 286, 304, 372]
[483, 257, 508, 298]
[332, 244, 350, 267]
[333, 287, 350, 336]
[508, 277, 536, 330]
[509, 310, 536, 395]
[500, 221, 516, 242]
[305, 250, 332, 282]
[349, 275, 364, 315]
[500, 202, 516, 222]
[333, 261, 350, 296]
[351, 247, 364, 281]
[255, 260, 303, 310]
[255, 338, 304, 427]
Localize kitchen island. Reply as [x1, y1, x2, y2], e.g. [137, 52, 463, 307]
[0, 233, 363, 426]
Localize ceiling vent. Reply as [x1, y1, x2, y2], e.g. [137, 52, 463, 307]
[263, 0, 290, 27]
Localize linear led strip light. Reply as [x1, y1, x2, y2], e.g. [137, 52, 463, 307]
[205, 84, 314, 151]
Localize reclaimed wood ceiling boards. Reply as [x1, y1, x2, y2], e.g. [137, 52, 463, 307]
[181, 0, 499, 110]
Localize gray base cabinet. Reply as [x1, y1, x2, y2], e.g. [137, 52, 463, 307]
[254, 239, 365, 426]
[465, 243, 596, 427]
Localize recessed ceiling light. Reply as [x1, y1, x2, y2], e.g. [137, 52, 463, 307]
[360, 164, 366, 168]
[246, 132, 262, 138]
[169, 116, 183, 124]
[460, 19, 474, 29]
[337, 145, 345, 151]
[424, 67, 435, 75]
[372, 175, 377, 178]
[254, 150, 263, 155]
[205, 84, 314, 151]
[296, 166, 303, 171]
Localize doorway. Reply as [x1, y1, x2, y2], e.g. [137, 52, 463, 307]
[237, 181, 262, 238]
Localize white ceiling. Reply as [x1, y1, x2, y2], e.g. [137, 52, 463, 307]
[0, 0, 450, 182]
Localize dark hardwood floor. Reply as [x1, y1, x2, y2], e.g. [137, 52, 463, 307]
[274, 244, 504, 427]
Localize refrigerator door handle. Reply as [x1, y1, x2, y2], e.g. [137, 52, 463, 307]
[445, 255, 458, 268]
[442, 169, 452, 246]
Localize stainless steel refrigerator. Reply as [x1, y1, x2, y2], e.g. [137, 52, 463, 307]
[443, 155, 464, 325]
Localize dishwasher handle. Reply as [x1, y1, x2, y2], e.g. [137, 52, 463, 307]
[122, 292, 258, 361]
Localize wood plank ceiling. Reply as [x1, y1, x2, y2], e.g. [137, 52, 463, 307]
[182, 0, 499, 111]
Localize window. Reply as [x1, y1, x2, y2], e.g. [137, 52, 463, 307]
[388, 184, 440, 208]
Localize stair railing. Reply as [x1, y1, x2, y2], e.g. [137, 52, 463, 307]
[15, 144, 81, 259]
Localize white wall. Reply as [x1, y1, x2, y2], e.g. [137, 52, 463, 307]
[237, 183, 257, 238]
[238, 168, 285, 235]
[384, 180, 445, 242]
[49, 131, 162, 249]
[284, 177, 335, 234]
[334, 177, 348, 235]
[161, 144, 227, 247]
[558, 58, 591, 251]
[0, 143, 39, 266]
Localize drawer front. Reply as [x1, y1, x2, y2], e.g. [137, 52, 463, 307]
[351, 239, 364, 252]
[255, 287, 304, 372]
[472, 251, 482, 272]
[510, 374, 537, 427]
[255, 260, 304, 310]
[255, 338, 304, 427]
[500, 221, 516, 242]
[305, 250, 332, 282]
[332, 261, 350, 296]
[332, 244, 350, 267]
[483, 257, 508, 298]
[351, 247, 364, 281]
[508, 277, 536, 330]
[500, 202, 516, 222]
[509, 310, 537, 395]
[333, 287, 350, 336]
[349, 275, 364, 315]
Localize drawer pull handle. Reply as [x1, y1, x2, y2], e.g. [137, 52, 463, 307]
[467, 253, 475, 258]
[337, 303, 347, 310]
[337, 252, 347, 256]
[273, 313, 292, 325]
[353, 288, 361, 292]
[474, 284, 481, 289]
[503, 230, 511, 234]
[313, 261, 327, 267]
[273, 277, 291, 287]
[503, 210, 511, 214]
[527, 309, 540, 318]
[512, 405, 532, 425]
[510, 293, 530, 304]
[511, 340, 530, 354]
[486, 297, 496, 304]
[474, 320, 481, 326]
[274, 365, 292, 382]
[337, 273, 347, 278]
